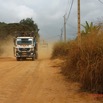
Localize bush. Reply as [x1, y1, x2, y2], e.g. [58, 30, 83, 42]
[52, 40, 76, 58]
[52, 42, 69, 58]
[79, 35, 103, 93]
[0, 44, 4, 56]
[52, 34, 103, 93]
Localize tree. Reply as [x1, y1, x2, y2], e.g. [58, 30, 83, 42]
[20, 18, 39, 32]
[81, 21, 101, 36]
[19, 18, 40, 40]
[20, 18, 34, 26]
[0, 18, 40, 41]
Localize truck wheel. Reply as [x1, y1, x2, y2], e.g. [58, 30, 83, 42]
[16, 57, 20, 61]
[22, 57, 26, 61]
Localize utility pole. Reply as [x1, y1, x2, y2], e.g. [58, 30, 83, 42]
[61, 28, 63, 41]
[64, 14, 66, 42]
[77, 0, 81, 46]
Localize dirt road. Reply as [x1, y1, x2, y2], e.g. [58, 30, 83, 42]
[0, 57, 101, 103]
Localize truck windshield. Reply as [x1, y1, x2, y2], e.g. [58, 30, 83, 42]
[17, 39, 32, 45]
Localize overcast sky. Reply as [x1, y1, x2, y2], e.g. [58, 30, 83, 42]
[0, 0, 103, 41]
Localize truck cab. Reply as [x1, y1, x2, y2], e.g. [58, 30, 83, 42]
[13, 34, 38, 61]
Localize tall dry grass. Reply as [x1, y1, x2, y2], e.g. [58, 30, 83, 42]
[79, 34, 103, 93]
[52, 34, 103, 93]
[52, 41, 76, 58]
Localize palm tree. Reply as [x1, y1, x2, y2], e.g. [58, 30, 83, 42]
[81, 21, 100, 36]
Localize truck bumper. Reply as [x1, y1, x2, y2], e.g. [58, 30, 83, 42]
[16, 52, 35, 58]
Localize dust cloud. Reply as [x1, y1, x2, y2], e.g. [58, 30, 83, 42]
[0, 37, 54, 59]
[0, 36, 14, 57]
[38, 42, 54, 59]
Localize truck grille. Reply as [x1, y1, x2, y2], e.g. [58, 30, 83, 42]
[19, 48, 30, 51]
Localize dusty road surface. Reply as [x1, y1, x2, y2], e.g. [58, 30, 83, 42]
[0, 57, 101, 103]
[0, 42, 102, 103]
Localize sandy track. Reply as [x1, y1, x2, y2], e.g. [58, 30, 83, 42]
[0, 57, 101, 103]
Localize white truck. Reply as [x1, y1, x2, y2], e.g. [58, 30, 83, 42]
[13, 32, 38, 61]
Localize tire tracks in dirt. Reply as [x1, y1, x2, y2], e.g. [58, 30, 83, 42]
[0, 57, 101, 103]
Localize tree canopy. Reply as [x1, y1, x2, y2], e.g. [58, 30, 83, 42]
[0, 18, 40, 41]
[81, 21, 101, 36]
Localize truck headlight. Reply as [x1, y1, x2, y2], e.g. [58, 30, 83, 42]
[31, 53, 33, 55]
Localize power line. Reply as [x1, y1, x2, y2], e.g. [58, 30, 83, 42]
[98, 0, 103, 4]
[61, 0, 74, 42]
[65, 0, 70, 14]
[66, 0, 74, 22]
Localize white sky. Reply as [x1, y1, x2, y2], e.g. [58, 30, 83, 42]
[0, 0, 103, 41]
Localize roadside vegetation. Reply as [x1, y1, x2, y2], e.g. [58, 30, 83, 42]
[0, 18, 40, 55]
[0, 18, 39, 40]
[52, 21, 103, 93]
[0, 44, 3, 56]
